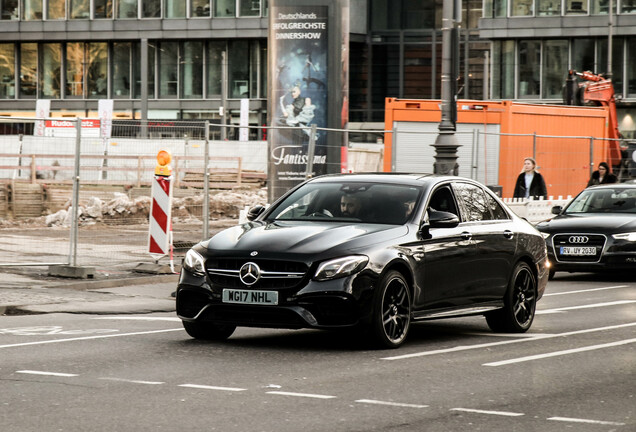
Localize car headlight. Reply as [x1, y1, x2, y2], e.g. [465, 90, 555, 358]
[612, 232, 636, 242]
[314, 255, 369, 281]
[183, 249, 205, 276]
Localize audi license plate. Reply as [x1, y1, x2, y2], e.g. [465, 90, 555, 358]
[560, 246, 596, 256]
[222, 289, 278, 305]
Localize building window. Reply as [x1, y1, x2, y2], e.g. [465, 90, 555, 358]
[511, 0, 533, 16]
[571, 38, 595, 72]
[215, 0, 235, 17]
[142, 0, 160, 17]
[88, 42, 108, 98]
[165, 0, 185, 17]
[0, 44, 15, 98]
[492, 40, 515, 99]
[207, 41, 224, 97]
[159, 41, 178, 98]
[47, 0, 66, 19]
[191, 0, 209, 17]
[41, 43, 61, 98]
[117, 0, 138, 18]
[228, 40, 249, 98]
[542, 40, 568, 98]
[133, 41, 154, 98]
[621, 0, 636, 13]
[94, 0, 113, 18]
[590, 0, 615, 14]
[113, 42, 131, 98]
[239, 0, 260, 16]
[66, 42, 84, 97]
[70, 0, 90, 18]
[518, 40, 540, 98]
[23, 0, 43, 20]
[182, 41, 203, 99]
[537, 0, 560, 15]
[565, 0, 587, 14]
[484, 0, 507, 18]
[1, 0, 19, 19]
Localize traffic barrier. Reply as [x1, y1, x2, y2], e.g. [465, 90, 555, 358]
[148, 175, 173, 256]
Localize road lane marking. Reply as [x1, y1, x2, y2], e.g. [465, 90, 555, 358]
[179, 384, 246, 392]
[537, 300, 636, 314]
[547, 416, 626, 426]
[266, 391, 336, 399]
[483, 338, 636, 366]
[16, 370, 78, 377]
[100, 377, 165, 385]
[450, 408, 524, 417]
[93, 317, 181, 322]
[356, 399, 428, 408]
[381, 322, 636, 360]
[0, 328, 184, 350]
[543, 285, 628, 296]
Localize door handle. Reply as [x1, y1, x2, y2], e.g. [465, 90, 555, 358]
[461, 231, 472, 241]
[503, 230, 514, 239]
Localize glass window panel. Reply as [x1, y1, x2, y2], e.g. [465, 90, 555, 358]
[142, 0, 160, 17]
[403, 45, 433, 98]
[621, 0, 636, 12]
[537, 0, 560, 15]
[249, 40, 258, 97]
[117, 0, 137, 18]
[518, 40, 540, 98]
[240, 0, 259, 16]
[94, 0, 113, 18]
[159, 41, 178, 98]
[87, 42, 108, 98]
[47, 0, 66, 19]
[20, 43, 38, 97]
[165, 0, 185, 17]
[113, 42, 131, 98]
[571, 38, 595, 72]
[511, 0, 533, 15]
[133, 41, 154, 98]
[260, 42, 267, 99]
[228, 40, 249, 98]
[215, 0, 235, 17]
[206, 41, 224, 97]
[70, 0, 89, 18]
[66, 42, 85, 98]
[41, 43, 61, 98]
[484, 0, 508, 17]
[24, 0, 43, 19]
[1, 0, 19, 19]
[628, 37, 636, 97]
[565, 0, 587, 13]
[182, 41, 203, 99]
[590, 0, 615, 14]
[542, 40, 568, 99]
[0, 43, 16, 98]
[191, 0, 209, 17]
[403, 0, 435, 29]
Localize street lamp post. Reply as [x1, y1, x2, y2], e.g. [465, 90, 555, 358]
[432, 0, 460, 175]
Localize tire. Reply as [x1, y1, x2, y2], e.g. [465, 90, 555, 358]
[369, 270, 411, 349]
[486, 262, 537, 333]
[182, 320, 236, 341]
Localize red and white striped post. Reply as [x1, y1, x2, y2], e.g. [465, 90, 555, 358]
[148, 150, 173, 259]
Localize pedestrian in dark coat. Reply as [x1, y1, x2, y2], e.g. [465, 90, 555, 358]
[587, 162, 618, 186]
[513, 157, 548, 199]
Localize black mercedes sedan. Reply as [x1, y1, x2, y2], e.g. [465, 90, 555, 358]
[536, 183, 636, 278]
[176, 173, 549, 348]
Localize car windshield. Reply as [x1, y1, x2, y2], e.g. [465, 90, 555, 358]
[564, 187, 636, 214]
[266, 181, 423, 224]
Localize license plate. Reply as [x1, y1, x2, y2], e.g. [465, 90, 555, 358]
[560, 246, 596, 256]
[222, 289, 278, 305]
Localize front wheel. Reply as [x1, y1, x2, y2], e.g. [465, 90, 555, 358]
[486, 262, 537, 333]
[369, 270, 411, 349]
[182, 321, 236, 341]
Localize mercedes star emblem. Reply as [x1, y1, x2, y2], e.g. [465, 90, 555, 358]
[239, 262, 261, 286]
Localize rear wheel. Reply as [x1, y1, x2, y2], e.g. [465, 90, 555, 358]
[486, 262, 537, 333]
[182, 321, 236, 340]
[370, 270, 411, 349]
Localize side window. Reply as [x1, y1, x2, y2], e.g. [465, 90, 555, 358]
[428, 186, 459, 216]
[483, 192, 510, 220]
[453, 182, 492, 222]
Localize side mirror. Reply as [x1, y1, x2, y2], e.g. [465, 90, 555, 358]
[551, 205, 563, 215]
[428, 210, 460, 229]
[246, 205, 266, 221]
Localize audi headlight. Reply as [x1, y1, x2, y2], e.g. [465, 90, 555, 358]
[183, 249, 205, 276]
[612, 232, 636, 242]
[314, 256, 368, 281]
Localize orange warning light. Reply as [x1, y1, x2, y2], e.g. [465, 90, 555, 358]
[155, 149, 172, 176]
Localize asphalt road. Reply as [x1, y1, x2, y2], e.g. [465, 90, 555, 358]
[1, 273, 634, 432]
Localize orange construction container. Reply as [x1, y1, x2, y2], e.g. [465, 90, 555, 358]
[384, 98, 612, 198]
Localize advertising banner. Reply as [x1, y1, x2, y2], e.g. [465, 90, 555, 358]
[269, 4, 329, 200]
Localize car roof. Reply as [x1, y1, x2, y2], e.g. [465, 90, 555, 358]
[585, 183, 636, 190]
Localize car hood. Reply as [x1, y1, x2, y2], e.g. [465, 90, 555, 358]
[536, 213, 636, 232]
[206, 220, 409, 258]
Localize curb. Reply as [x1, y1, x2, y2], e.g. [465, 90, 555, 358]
[42, 273, 180, 291]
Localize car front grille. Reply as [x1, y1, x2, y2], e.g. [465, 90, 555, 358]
[552, 233, 606, 263]
[206, 258, 308, 289]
